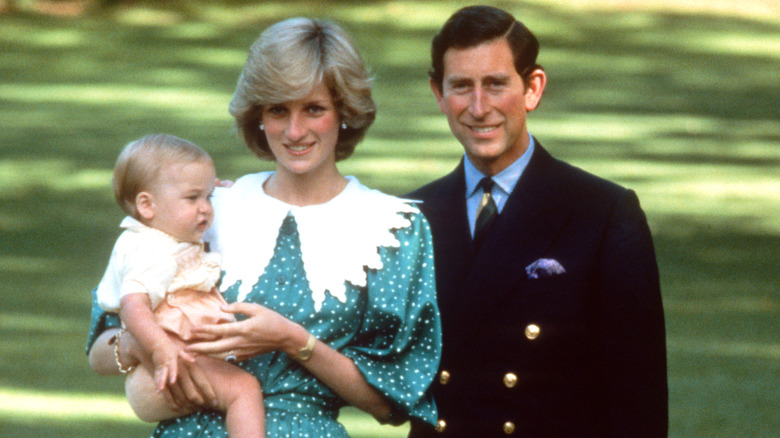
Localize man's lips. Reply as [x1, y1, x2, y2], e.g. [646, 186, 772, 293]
[466, 124, 499, 134]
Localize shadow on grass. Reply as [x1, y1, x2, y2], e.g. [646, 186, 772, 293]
[1, 2, 778, 437]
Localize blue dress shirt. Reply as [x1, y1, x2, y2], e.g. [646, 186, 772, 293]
[464, 136, 535, 237]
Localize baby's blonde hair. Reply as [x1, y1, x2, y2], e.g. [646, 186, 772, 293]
[113, 134, 211, 218]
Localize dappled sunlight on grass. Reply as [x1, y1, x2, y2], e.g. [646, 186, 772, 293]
[0, 255, 61, 274]
[175, 47, 250, 68]
[664, 297, 777, 314]
[339, 407, 409, 437]
[0, 159, 110, 194]
[0, 387, 138, 421]
[667, 337, 780, 360]
[0, 312, 84, 332]
[0, 84, 230, 116]
[335, 2, 450, 30]
[113, 7, 185, 26]
[524, 0, 780, 20]
[19, 28, 88, 48]
[1, 1, 778, 437]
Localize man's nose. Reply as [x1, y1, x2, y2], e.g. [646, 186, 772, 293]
[469, 87, 489, 118]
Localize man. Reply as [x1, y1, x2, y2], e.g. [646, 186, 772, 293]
[408, 6, 668, 437]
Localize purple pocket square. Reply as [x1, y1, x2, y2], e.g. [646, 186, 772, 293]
[525, 258, 566, 279]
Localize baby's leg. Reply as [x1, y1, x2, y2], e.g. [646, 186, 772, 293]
[125, 364, 182, 422]
[196, 355, 265, 438]
[125, 356, 265, 437]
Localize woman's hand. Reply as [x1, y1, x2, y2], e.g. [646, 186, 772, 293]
[187, 302, 308, 360]
[188, 302, 393, 421]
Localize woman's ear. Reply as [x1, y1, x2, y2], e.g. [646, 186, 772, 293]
[135, 192, 155, 221]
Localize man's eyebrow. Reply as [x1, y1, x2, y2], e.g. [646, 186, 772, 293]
[483, 73, 512, 82]
[445, 75, 472, 85]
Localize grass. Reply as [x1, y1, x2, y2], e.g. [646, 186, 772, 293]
[1, 1, 778, 436]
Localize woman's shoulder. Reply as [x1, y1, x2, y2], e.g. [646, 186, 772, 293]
[340, 176, 420, 215]
[214, 172, 271, 200]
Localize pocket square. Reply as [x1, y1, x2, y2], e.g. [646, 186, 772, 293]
[525, 258, 566, 279]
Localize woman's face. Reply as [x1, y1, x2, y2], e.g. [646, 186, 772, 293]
[261, 82, 340, 178]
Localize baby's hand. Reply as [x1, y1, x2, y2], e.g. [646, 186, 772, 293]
[150, 338, 196, 392]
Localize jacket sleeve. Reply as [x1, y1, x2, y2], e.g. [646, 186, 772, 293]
[596, 189, 668, 436]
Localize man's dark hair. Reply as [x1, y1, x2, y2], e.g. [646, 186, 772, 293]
[430, 5, 542, 89]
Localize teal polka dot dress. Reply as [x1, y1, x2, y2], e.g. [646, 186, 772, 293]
[86, 173, 442, 437]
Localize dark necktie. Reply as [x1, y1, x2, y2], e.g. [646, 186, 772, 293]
[473, 177, 498, 249]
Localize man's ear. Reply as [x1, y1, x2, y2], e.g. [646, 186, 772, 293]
[430, 78, 447, 113]
[524, 68, 547, 111]
[135, 192, 155, 221]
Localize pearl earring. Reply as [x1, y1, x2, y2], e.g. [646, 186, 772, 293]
[341, 122, 348, 130]
[259, 123, 264, 130]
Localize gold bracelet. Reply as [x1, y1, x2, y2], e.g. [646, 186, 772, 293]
[113, 328, 137, 374]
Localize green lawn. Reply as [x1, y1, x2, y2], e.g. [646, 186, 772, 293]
[1, 1, 778, 437]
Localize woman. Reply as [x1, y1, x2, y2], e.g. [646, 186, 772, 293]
[86, 17, 442, 437]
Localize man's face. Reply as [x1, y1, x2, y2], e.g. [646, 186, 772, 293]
[432, 37, 544, 176]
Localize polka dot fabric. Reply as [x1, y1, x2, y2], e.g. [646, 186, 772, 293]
[86, 198, 442, 437]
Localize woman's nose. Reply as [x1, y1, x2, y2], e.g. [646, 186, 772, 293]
[285, 111, 306, 140]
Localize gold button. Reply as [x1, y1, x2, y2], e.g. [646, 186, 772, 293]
[439, 370, 451, 385]
[503, 372, 518, 388]
[435, 419, 447, 433]
[525, 324, 540, 340]
[503, 421, 516, 434]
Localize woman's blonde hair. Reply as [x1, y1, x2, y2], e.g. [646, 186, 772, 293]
[229, 17, 376, 161]
[112, 134, 211, 218]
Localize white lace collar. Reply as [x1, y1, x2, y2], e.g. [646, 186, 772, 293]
[209, 172, 419, 311]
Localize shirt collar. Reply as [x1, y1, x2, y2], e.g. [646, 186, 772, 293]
[464, 134, 536, 197]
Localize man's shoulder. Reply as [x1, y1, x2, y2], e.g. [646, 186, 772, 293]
[540, 146, 629, 199]
[405, 166, 461, 202]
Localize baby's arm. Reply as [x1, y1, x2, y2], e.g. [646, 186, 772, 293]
[120, 293, 195, 391]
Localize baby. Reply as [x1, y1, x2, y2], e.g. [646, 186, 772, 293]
[96, 134, 264, 437]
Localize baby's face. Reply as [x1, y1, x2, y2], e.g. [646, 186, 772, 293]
[146, 159, 216, 242]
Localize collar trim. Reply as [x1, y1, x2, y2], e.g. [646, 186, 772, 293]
[210, 172, 419, 311]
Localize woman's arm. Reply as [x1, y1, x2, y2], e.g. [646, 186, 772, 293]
[89, 327, 125, 375]
[87, 314, 217, 410]
[187, 302, 393, 422]
[283, 319, 394, 422]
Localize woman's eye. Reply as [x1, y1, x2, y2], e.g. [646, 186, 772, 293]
[266, 106, 286, 116]
[306, 105, 325, 114]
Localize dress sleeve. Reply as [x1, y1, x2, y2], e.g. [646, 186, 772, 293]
[341, 210, 442, 426]
[85, 288, 121, 355]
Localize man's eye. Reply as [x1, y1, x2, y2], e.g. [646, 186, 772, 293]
[486, 79, 509, 91]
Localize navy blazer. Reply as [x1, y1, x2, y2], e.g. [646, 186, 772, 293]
[408, 143, 668, 437]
